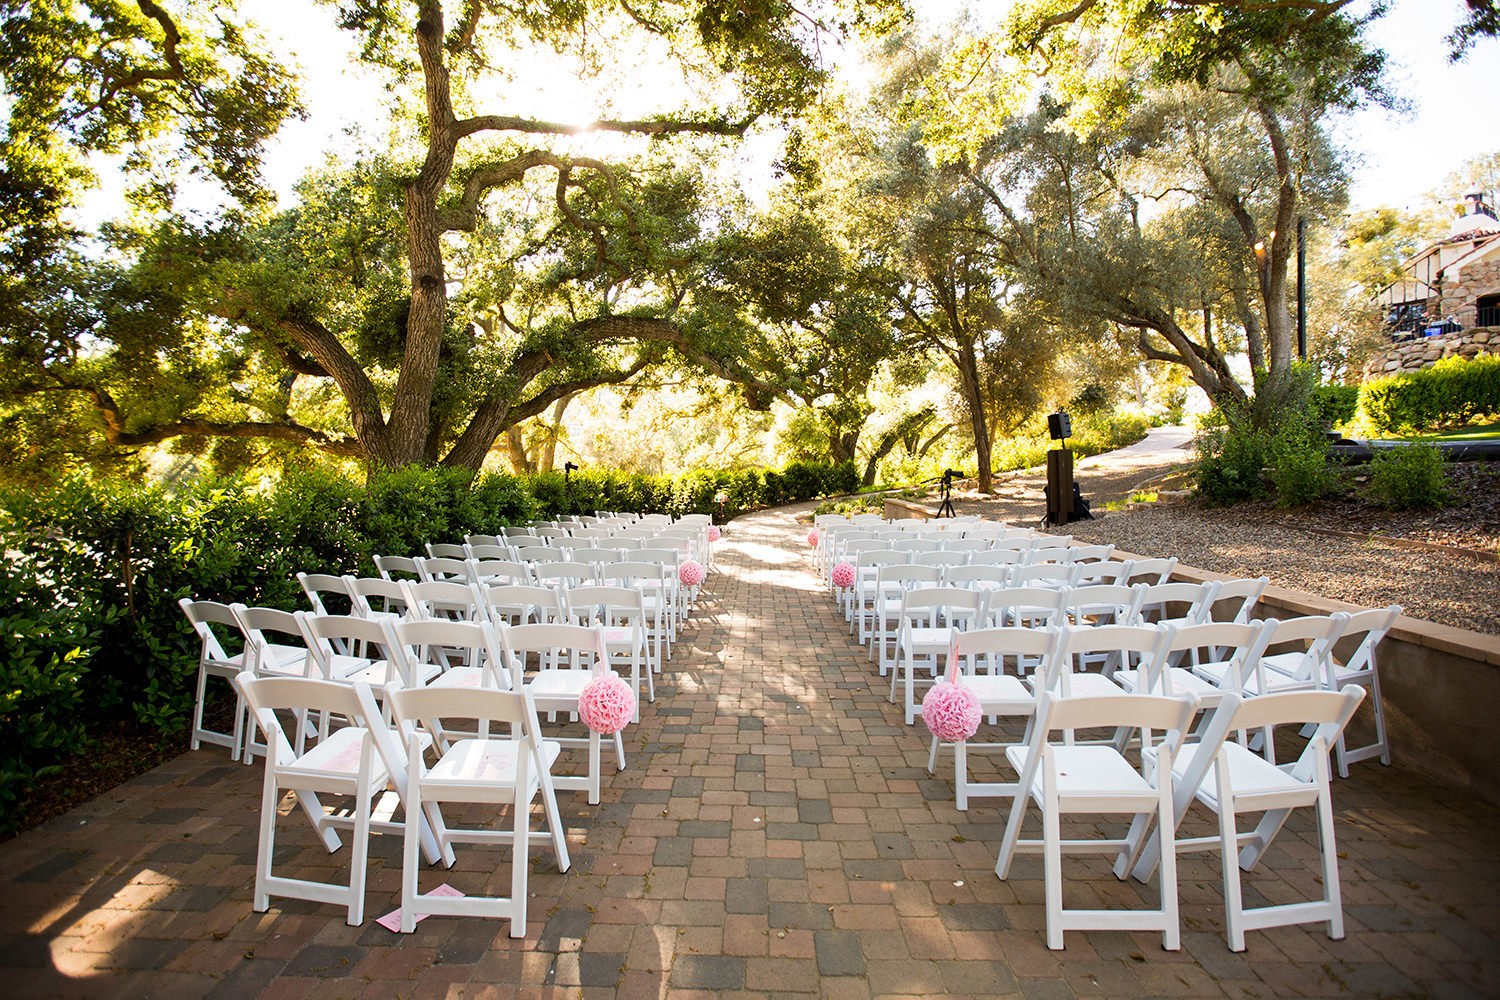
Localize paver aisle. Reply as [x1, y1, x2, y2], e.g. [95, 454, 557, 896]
[0, 502, 1497, 998]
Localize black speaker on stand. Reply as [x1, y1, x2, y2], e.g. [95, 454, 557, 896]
[1045, 412, 1074, 527]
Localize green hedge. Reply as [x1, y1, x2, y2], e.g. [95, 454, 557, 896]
[1313, 384, 1359, 426]
[0, 456, 856, 829]
[1359, 355, 1500, 433]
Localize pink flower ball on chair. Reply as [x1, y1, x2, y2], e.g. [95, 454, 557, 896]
[922, 682, 981, 742]
[679, 559, 705, 587]
[579, 674, 635, 734]
[831, 562, 856, 589]
[706, 524, 721, 542]
[807, 527, 819, 547]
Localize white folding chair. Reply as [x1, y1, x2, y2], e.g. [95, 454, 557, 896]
[926, 626, 1061, 810]
[373, 553, 422, 581]
[1317, 606, 1401, 776]
[416, 556, 470, 583]
[426, 542, 469, 559]
[868, 564, 942, 671]
[502, 622, 623, 805]
[1123, 557, 1179, 586]
[344, 575, 411, 622]
[298, 573, 354, 617]
[233, 673, 394, 926]
[1130, 689, 1366, 951]
[384, 683, 572, 937]
[563, 585, 655, 719]
[467, 558, 532, 586]
[180, 599, 252, 760]
[890, 587, 987, 724]
[995, 691, 1199, 951]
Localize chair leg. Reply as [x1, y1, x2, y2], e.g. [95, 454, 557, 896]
[347, 776, 372, 927]
[1042, 782, 1064, 951]
[1216, 765, 1247, 952]
[1315, 754, 1346, 942]
[510, 790, 531, 939]
[1156, 758, 1180, 952]
[588, 731, 602, 805]
[190, 665, 210, 752]
[254, 766, 279, 914]
[926, 735, 940, 774]
[401, 755, 423, 933]
[954, 741, 969, 811]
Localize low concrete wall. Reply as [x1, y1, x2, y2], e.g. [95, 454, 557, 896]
[884, 498, 935, 520]
[1150, 552, 1500, 806]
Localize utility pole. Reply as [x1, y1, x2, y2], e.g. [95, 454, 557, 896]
[1297, 216, 1307, 360]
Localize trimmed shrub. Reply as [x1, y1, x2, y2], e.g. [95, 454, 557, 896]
[1367, 442, 1449, 509]
[1312, 384, 1359, 426]
[1359, 355, 1500, 433]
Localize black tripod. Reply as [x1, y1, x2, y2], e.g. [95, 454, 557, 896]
[937, 470, 958, 518]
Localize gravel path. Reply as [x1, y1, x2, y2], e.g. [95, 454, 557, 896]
[912, 428, 1500, 635]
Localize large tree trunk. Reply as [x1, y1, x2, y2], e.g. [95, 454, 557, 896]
[389, 3, 459, 467]
[538, 394, 573, 472]
[505, 425, 533, 473]
[954, 338, 993, 493]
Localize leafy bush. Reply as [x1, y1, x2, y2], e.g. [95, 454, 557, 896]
[1359, 355, 1500, 433]
[1266, 423, 1335, 507]
[0, 562, 115, 831]
[1367, 442, 1449, 509]
[1193, 417, 1268, 504]
[1194, 364, 1337, 507]
[1312, 384, 1359, 426]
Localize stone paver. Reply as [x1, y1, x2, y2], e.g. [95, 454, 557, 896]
[2, 501, 1498, 998]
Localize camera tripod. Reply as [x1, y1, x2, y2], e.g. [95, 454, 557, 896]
[937, 472, 957, 518]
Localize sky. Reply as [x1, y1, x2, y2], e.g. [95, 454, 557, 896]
[73, 0, 1500, 226]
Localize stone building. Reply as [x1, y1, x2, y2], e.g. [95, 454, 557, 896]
[1375, 193, 1500, 333]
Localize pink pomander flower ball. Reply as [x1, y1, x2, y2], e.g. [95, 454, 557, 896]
[831, 562, 856, 589]
[578, 674, 636, 734]
[679, 559, 705, 587]
[921, 682, 982, 742]
[706, 525, 721, 541]
[807, 527, 819, 547]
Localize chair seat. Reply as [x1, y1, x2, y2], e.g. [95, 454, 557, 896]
[428, 737, 562, 787]
[1149, 742, 1321, 811]
[1195, 660, 1316, 696]
[529, 670, 592, 700]
[903, 626, 952, 651]
[327, 655, 394, 685]
[284, 727, 388, 787]
[259, 643, 311, 677]
[1032, 672, 1125, 697]
[1114, 667, 1225, 703]
[1006, 744, 1156, 803]
[959, 674, 1033, 711]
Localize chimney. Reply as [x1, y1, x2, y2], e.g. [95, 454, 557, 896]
[1465, 192, 1497, 220]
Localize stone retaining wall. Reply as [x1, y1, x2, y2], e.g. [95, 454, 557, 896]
[1361, 327, 1500, 381]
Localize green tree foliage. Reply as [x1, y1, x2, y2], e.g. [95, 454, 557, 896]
[1, 0, 911, 479]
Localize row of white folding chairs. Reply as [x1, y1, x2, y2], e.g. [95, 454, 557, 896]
[371, 551, 705, 632]
[813, 517, 1034, 576]
[840, 553, 1179, 636]
[184, 581, 663, 762]
[812, 513, 1023, 565]
[905, 603, 1394, 783]
[862, 576, 1258, 675]
[301, 571, 690, 666]
[821, 532, 1077, 588]
[232, 613, 630, 933]
[951, 672, 1367, 953]
[184, 572, 681, 754]
[910, 616, 1382, 951]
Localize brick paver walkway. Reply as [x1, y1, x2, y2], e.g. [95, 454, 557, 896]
[2, 502, 1498, 998]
